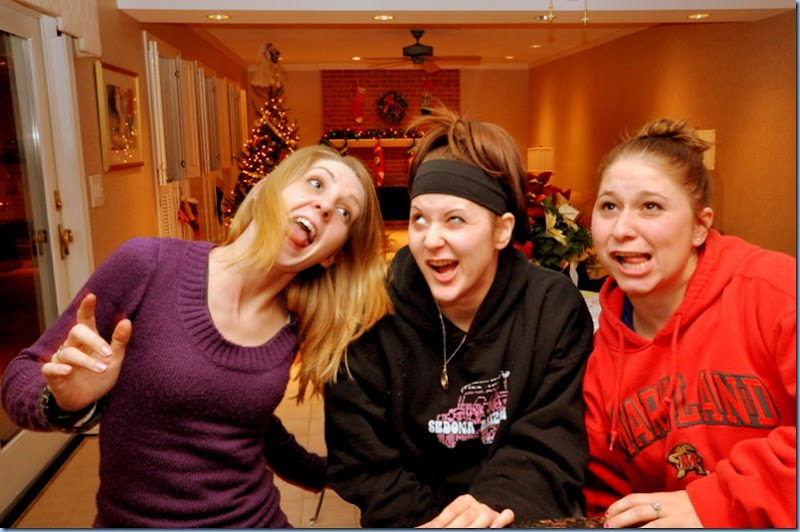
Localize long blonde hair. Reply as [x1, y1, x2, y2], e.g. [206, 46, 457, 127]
[224, 145, 392, 397]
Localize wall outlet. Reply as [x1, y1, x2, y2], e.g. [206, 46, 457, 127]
[89, 174, 104, 207]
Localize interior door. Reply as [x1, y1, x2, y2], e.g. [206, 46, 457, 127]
[0, 1, 89, 521]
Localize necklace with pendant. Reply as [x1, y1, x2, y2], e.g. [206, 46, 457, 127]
[437, 308, 467, 390]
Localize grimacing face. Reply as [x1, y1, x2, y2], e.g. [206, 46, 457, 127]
[591, 157, 712, 301]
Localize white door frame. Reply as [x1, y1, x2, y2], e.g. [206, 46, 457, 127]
[39, 14, 94, 299]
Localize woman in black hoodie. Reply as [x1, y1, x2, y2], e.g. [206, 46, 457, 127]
[325, 106, 594, 528]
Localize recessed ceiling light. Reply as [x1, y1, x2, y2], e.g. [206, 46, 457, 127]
[206, 14, 230, 20]
[372, 15, 395, 21]
[352, 56, 362, 61]
[688, 13, 710, 20]
[529, 44, 542, 49]
[505, 56, 515, 60]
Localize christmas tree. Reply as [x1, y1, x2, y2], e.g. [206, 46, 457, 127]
[226, 43, 298, 220]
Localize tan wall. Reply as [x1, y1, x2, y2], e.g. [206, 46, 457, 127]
[281, 69, 322, 149]
[460, 69, 530, 160]
[528, 13, 797, 256]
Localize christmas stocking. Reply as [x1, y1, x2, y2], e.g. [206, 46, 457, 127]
[374, 139, 385, 186]
[421, 79, 435, 115]
[352, 83, 366, 124]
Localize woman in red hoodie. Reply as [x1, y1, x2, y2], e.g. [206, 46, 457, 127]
[583, 118, 796, 528]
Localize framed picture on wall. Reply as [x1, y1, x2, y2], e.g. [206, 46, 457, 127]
[94, 61, 144, 171]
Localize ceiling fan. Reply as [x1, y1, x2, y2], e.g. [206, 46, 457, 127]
[363, 29, 481, 73]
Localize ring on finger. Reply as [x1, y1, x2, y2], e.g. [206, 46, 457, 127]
[651, 501, 662, 516]
[53, 343, 65, 362]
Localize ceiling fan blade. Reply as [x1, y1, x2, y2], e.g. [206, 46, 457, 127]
[366, 61, 410, 70]
[430, 55, 482, 64]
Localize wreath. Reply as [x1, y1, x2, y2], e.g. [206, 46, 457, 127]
[376, 91, 408, 124]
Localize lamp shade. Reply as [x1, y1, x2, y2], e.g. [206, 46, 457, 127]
[527, 147, 554, 173]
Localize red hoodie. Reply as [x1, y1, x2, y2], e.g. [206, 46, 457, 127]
[583, 230, 796, 527]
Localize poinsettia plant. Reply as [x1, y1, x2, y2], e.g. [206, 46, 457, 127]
[514, 171, 593, 272]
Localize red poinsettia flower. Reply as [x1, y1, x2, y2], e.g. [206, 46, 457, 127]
[527, 204, 546, 220]
[520, 171, 593, 272]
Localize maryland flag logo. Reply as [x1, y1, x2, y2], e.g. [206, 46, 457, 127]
[667, 443, 709, 479]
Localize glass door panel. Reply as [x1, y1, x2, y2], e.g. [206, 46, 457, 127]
[0, 26, 57, 447]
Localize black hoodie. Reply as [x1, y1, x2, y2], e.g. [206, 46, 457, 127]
[325, 246, 595, 527]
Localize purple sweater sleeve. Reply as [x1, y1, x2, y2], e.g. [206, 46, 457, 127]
[1, 238, 157, 430]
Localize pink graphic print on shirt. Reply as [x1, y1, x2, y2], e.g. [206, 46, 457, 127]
[427, 371, 510, 449]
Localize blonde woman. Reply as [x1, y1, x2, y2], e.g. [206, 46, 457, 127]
[2, 145, 391, 527]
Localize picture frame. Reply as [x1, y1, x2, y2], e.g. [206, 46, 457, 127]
[94, 61, 144, 171]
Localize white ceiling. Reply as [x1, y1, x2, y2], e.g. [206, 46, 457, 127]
[118, 0, 795, 70]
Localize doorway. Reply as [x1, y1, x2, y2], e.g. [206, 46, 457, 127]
[0, 0, 93, 521]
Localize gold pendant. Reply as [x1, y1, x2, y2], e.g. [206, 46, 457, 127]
[440, 368, 449, 390]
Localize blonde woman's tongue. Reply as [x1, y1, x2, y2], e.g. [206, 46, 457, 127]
[289, 219, 314, 248]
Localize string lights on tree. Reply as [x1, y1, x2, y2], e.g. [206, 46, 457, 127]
[223, 43, 299, 223]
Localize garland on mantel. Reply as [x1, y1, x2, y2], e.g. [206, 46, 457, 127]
[320, 128, 422, 158]
[319, 127, 423, 143]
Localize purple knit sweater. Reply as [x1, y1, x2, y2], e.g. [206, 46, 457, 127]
[2, 238, 326, 527]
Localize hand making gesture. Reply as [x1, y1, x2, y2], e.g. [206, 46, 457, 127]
[41, 293, 132, 412]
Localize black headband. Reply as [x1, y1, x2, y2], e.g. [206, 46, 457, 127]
[410, 159, 510, 215]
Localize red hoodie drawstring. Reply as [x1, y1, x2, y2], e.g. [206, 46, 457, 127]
[658, 314, 682, 421]
[608, 314, 682, 451]
[608, 327, 625, 451]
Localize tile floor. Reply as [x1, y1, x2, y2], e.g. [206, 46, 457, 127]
[11, 368, 361, 528]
